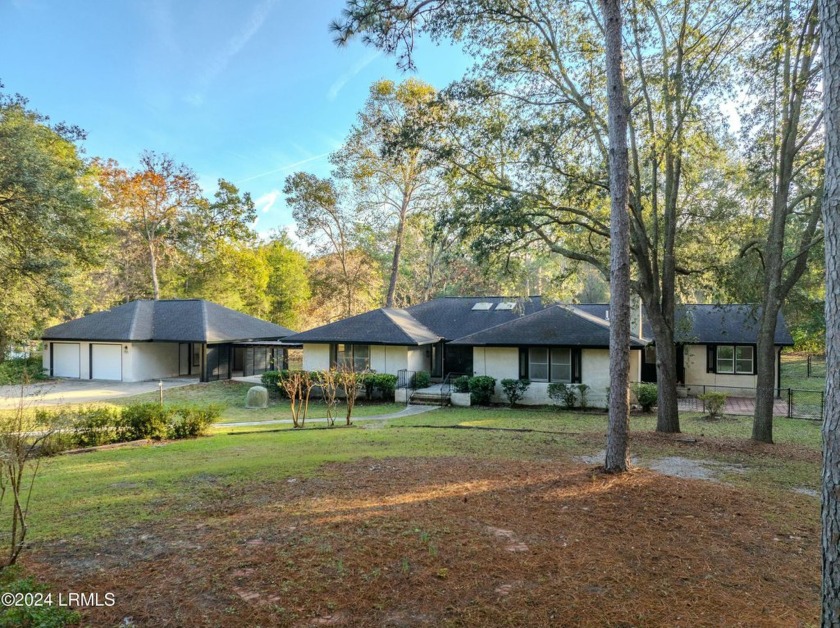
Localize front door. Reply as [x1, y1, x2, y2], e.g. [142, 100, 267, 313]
[443, 345, 473, 377]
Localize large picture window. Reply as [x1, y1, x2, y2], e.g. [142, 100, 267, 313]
[332, 344, 370, 371]
[526, 347, 576, 383]
[710, 345, 755, 375]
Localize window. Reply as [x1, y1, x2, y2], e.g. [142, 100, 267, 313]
[529, 348, 549, 381]
[550, 348, 572, 382]
[735, 346, 754, 374]
[526, 347, 575, 383]
[710, 345, 755, 375]
[716, 345, 734, 373]
[332, 344, 370, 371]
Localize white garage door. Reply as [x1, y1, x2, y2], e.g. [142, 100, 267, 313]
[91, 344, 122, 381]
[52, 343, 80, 378]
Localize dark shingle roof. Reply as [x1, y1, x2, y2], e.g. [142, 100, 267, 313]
[575, 303, 794, 345]
[42, 300, 294, 343]
[448, 305, 647, 347]
[283, 308, 441, 345]
[405, 296, 545, 341]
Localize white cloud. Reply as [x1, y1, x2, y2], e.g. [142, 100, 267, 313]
[255, 189, 280, 214]
[327, 49, 381, 101]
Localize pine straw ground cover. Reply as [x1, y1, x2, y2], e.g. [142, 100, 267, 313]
[26, 452, 817, 627]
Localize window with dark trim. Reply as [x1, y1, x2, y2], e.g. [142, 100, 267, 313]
[707, 345, 756, 375]
[331, 343, 370, 371]
[521, 347, 581, 383]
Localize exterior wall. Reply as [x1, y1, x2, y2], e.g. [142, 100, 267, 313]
[302, 343, 331, 371]
[370, 345, 409, 375]
[630, 349, 642, 384]
[681, 344, 781, 395]
[44, 341, 181, 382]
[472, 347, 519, 403]
[470, 346, 619, 407]
[407, 347, 429, 374]
[127, 343, 179, 382]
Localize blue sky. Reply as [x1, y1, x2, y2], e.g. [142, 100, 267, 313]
[0, 0, 471, 236]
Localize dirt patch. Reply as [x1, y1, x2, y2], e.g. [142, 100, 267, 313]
[26, 457, 818, 627]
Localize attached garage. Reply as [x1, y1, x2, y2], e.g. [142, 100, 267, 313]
[52, 343, 81, 378]
[90, 343, 123, 381]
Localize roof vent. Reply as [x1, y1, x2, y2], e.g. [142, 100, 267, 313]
[495, 302, 516, 310]
[472, 302, 494, 311]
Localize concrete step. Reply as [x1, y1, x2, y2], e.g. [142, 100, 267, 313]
[409, 392, 451, 406]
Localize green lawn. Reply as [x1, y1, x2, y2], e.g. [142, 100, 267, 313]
[108, 380, 405, 424]
[781, 351, 825, 390]
[27, 403, 821, 543]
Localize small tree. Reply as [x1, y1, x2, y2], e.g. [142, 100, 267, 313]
[317, 369, 340, 427]
[0, 381, 68, 566]
[500, 379, 530, 407]
[338, 366, 361, 425]
[577, 384, 590, 410]
[280, 371, 315, 428]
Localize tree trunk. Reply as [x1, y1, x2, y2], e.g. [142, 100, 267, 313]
[641, 299, 681, 433]
[819, 0, 839, 622]
[386, 206, 408, 308]
[753, 305, 781, 442]
[600, 0, 631, 474]
[148, 241, 160, 300]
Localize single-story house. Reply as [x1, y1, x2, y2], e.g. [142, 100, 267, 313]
[284, 297, 794, 405]
[41, 299, 297, 383]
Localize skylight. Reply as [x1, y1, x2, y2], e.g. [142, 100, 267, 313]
[472, 302, 494, 311]
[495, 302, 517, 310]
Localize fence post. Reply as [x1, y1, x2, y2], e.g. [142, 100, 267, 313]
[788, 388, 792, 418]
[808, 354, 812, 378]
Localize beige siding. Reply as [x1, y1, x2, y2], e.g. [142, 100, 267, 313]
[128, 343, 179, 382]
[682, 344, 781, 394]
[370, 345, 410, 375]
[472, 347, 519, 403]
[302, 343, 331, 371]
[407, 347, 429, 373]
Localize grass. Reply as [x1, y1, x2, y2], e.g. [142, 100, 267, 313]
[103, 380, 406, 424]
[781, 351, 825, 390]
[26, 404, 822, 543]
[16, 402, 823, 625]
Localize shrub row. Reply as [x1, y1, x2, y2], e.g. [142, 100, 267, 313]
[65, 402, 221, 449]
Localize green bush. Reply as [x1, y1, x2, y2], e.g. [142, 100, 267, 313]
[261, 370, 280, 393]
[413, 371, 431, 389]
[468, 375, 496, 405]
[167, 405, 221, 439]
[697, 391, 728, 419]
[548, 383, 577, 409]
[72, 406, 123, 448]
[0, 356, 47, 385]
[452, 375, 470, 393]
[361, 372, 376, 399]
[632, 383, 658, 412]
[374, 373, 398, 398]
[0, 566, 80, 627]
[577, 384, 590, 410]
[119, 403, 172, 441]
[500, 378, 530, 407]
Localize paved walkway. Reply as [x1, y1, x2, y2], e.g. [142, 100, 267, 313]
[216, 404, 440, 428]
[0, 377, 200, 410]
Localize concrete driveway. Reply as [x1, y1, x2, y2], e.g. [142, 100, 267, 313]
[0, 377, 200, 410]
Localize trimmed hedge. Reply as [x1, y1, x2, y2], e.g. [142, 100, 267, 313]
[453, 375, 470, 393]
[468, 376, 496, 405]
